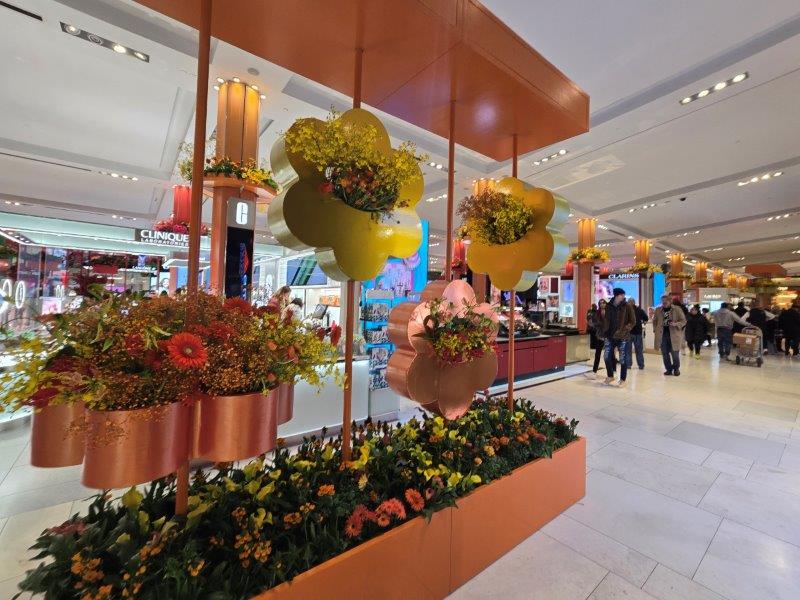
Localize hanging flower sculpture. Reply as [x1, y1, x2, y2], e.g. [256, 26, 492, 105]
[463, 177, 569, 291]
[269, 109, 424, 281]
[387, 280, 498, 419]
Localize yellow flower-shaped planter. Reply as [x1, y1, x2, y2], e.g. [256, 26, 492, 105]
[466, 177, 569, 291]
[268, 109, 423, 282]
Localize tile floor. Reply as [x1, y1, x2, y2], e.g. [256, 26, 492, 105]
[1, 350, 799, 598]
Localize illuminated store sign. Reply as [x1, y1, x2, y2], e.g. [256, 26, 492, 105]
[135, 229, 189, 248]
[608, 273, 638, 280]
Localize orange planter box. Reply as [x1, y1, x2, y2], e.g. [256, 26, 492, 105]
[253, 437, 586, 599]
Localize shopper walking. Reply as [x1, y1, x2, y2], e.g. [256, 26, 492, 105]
[600, 288, 635, 387]
[653, 294, 686, 376]
[625, 298, 648, 369]
[780, 302, 800, 357]
[685, 304, 708, 359]
[584, 300, 609, 379]
[702, 307, 715, 347]
[711, 302, 750, 360]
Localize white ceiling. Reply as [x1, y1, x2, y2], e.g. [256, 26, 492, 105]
[0, 0, 799, 275]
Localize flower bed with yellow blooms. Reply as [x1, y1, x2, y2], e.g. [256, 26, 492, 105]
[17, 398, 577, 599]
[568, 247, 610, 263]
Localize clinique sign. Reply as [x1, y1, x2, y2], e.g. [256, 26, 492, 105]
[136, 229, 193, 247]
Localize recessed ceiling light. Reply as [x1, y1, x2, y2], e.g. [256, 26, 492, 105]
[533, 161, 540, 166]
[750, 177, 758, 183]
[251, 85, 259, 91]
[61, 22, 149, 62]
[558, 149, 567, 155]
[213, 85, 220, 91]
[761, 174, 770, 180]
[233, 77, 241, 83]
[713, 81, 727, 91]
[541, 157, 549, 162]
[627, 235, 634, 239]
[738, 170, 786, 186]
[628, 208, 635, 213]
[774, 171, 783, 177]
[732, 73, 747, 83]
[678, 72, 748, 105]
[111, 173, 119, 178]
[216, 77, 224, 84]
[697, 89, 709, 98]
[259, 94, 266, 100]
[435, 164, 443, 170]
[680, 97, 692, 104]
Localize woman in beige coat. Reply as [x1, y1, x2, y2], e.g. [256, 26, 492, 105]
[652, 295, 687, 376]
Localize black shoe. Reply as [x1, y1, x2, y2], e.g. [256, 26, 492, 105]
[673, 369, 680, 376]
[663, 370, 673, 376]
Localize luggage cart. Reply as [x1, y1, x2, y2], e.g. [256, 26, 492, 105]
[734, 326, 763, 367]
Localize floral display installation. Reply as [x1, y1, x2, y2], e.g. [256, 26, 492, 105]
[624, 262, 662, 274]
[387, 280, 499, 419]
[17, 397, 578, 600]
[465, 177, 569, 291]
[0, 293, 338, 414]
[568, 247, 610, 263]
[154, 214, 209, 236]
[268, 108, 424, 281]
[177, 141, 279, 190]
[457, 188, 534, 246]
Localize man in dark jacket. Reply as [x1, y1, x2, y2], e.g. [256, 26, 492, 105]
[599, 288, 636, 387]
[733, 300, 748, 335]
[625, 298, 649, 370]
[780, 303, 800, 357]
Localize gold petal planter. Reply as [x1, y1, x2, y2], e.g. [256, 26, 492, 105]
[82, 402, 191, 489]
[195, 384, 294, 463]
[30, 403, 85, 468]
[253, 437, 586, 599]
[466, 177, 569, 291]
[387, 280, 498, 419]
[268, 108, 423, 282]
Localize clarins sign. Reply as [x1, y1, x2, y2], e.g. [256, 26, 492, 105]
[135, 229, 190, 248]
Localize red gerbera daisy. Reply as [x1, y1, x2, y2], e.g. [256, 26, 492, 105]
[165, 333, 208, 370]
[344, 514, 362, 538]
[404, 489, 425, 512]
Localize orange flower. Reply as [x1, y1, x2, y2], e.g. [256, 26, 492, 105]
[223, 297, 253, 314]
[317, 484, 335, 497]
[376, 514, 391, 528]
[166, 333, 207, 370]
[344, 514, 362, 538]
[376, 498, 406, 520]
[404, 489, 424, 512]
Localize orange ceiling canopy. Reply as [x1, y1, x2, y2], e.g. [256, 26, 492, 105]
[134, 0, 589, 161]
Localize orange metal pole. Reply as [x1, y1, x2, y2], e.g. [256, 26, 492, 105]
[445, 100, 455, 281]
[176, 0, 211, 517]
[507, 136, 518, 410]
[342, 46, 364, 464]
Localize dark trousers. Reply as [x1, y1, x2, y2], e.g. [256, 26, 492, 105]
[592, 346, 603, 372]
[788, 336, 800, 356]
[687, 340, 703, 354]
[661, 334, 680, 373]
[625, 333, 644, 368]
[717, 327, 733, 356]
[604, 339, 629, 381]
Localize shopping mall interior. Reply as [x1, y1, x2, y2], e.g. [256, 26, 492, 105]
[1, 1, 799, 599]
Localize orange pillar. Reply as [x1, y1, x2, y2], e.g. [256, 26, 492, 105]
[694, 262, 708, 284]
[712, 268, 724, 286]
[669, 253, 685, 297]
[209, 81, 261, 295]
[575, 218, 596, 332]
[634, 240, 651, 265]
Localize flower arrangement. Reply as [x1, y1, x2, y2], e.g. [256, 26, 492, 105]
[0, 293, 337, 413]
[568, 247, 610, 263]
[153, 215, 209, 236]
[624, 262, 662, 274]
[668, 272, 692, 280]
[17, 398, 578, 599]
[176, 140, 278, 190]
[418, 298, 497, 365]
[457, 189, 534, 246]
[283, 109, 423, 216]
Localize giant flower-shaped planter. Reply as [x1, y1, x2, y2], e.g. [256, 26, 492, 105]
[386, 280, 498, 419]
[268, 109, 423, 282]
[466, 177, 569, 291]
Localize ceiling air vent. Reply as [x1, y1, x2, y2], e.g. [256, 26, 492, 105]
[0, 152, 90, 171]
[0, 1, 42, 21]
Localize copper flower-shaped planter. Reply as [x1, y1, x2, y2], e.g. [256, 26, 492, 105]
[387, 280, 498, 419]
[195, 383, 294, 463]
[466, 177, 569, 291]
[82, 402, 191, 489]
[30, 403, 85, 468]
[268, 108, 423, 282]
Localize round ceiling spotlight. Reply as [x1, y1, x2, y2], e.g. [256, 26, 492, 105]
[65, 24, 81, 35]
[232, 77, 241, 83]
[713, 81, 727, 91]
[87, 33, 103, 45]
[216, 77, 225, 84]
[732, 73, 747, 83]
[133, 51, 147, 61]
[680, 97, 691, 104]
[112, 44, 127, 54]
[697, 89, 709, 98]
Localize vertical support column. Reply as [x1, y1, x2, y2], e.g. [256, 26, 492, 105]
[575, 218, 597, 332]
[445, 100, 455, 282]
[712, 268, 724, 287]
[209, 82, 261, 296]
[634, 239, 652, 311]
[669, 253, 685, 297]
[179, 0, 212, 517]
[341, 46, 364, 464]
[506, 136, 518, 410]
[695, 261, 708, 284]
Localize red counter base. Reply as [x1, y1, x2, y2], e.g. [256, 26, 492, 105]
[495, 335, 566, 382]
[253, 437, 586, 600]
